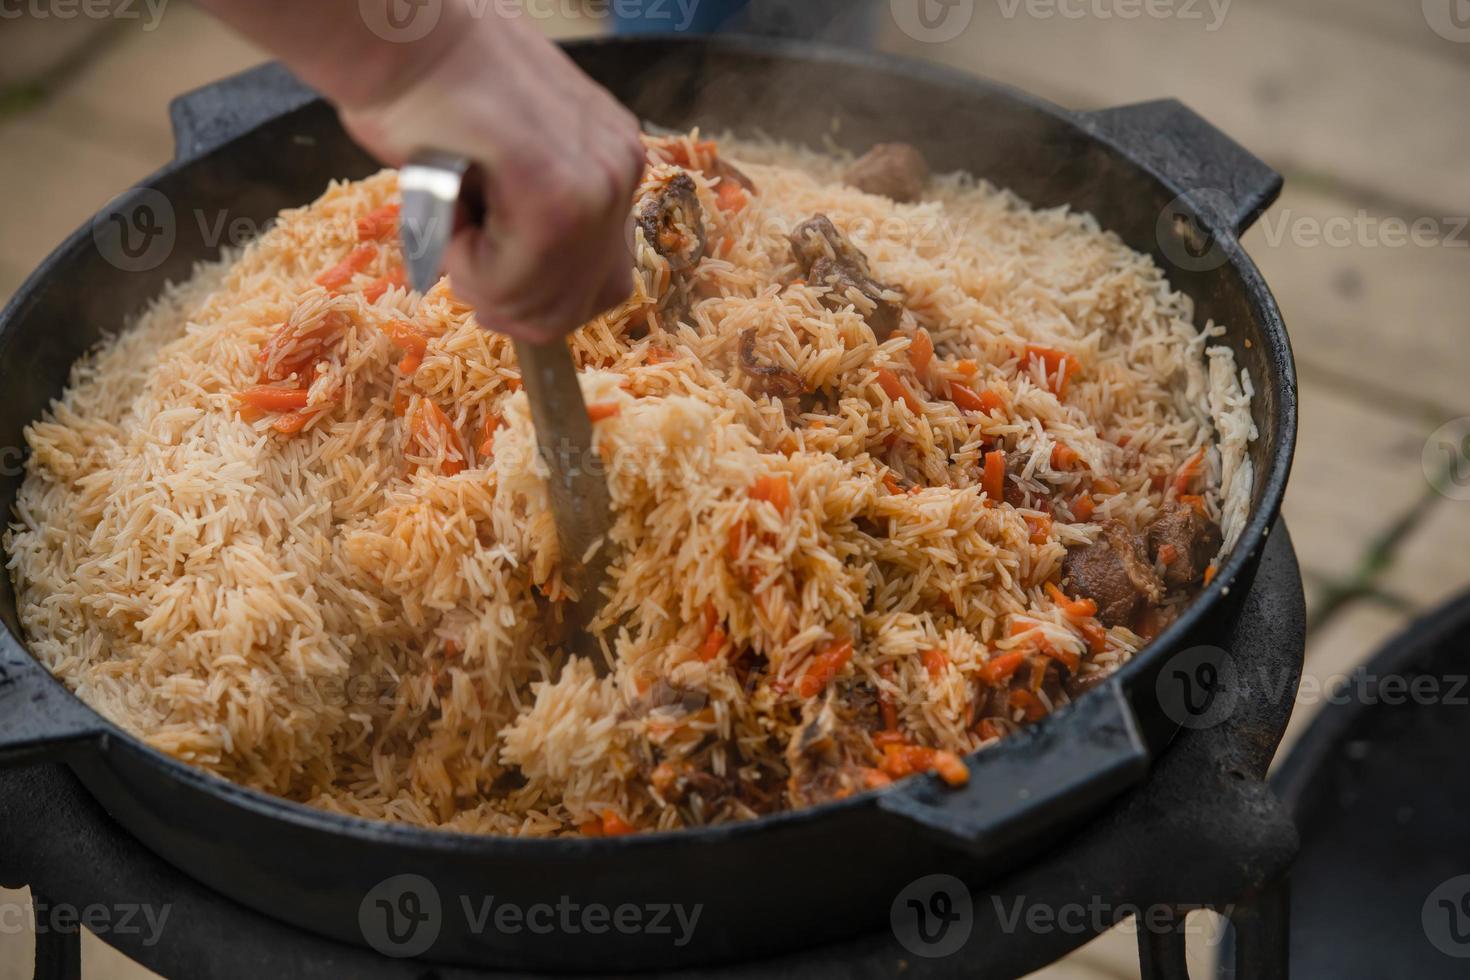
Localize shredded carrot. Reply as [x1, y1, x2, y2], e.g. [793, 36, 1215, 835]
[1173, 447, 1206, 495]
[1044, 582, 1098, 619]
[315, 244, 377, 291]
[587, 402, 621, 423]
[1180, 493, 1207, 516]
[798, 637, 854, 698]
[1093, 476, 1122, 496]
[976, 718, 1004, 741]
[1203, 564, 1218, 586]
[1037, 639, 1081, 675]
[1080, 619, 1109, 655]
[881, 471, 904, 496]
[726, 520, 748, 561]
[877, 664, 899, 732]
[1008, 689, 1048, 722]
[982, 449, 1006, 502]
[922, 648, 948, 679]
[257, 310, 350, 382]
[410, 400, 465, 476]
[1158, 543, 1180, 566]
[645, 346, 674, 365]
[1051, 443, 1084, 471]
[955, 358, 978, 376]
[948, 383, 986, 413]
[382, 319, 429, 374]
[356, 204, 400, 241]
[236, 385, 310, 413]
[1024, 344, 1081, 397]
[750, 474, 792, 516]
[1072, 494, 1096, 522]
[363, 265, 407, 303]
[860, 767, 893, 790]
[270, 409, 313, 435]
[876, 367, 923, 413]
[1024, 513, 1053, 546]
[979, 651, 1027, 686]
[880, 745, 968, 787]
[478, 415, 501, 457]
[908, 329, 934, 376]
[599, 811, 635, 836]
[701, 624, 727, 662]
[715, 179, 747, 213]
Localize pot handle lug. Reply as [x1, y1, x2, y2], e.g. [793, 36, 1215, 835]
[0, 636, 105, 769]
[169, 62, 317, 164]
[876, 682, 1149, 855]
[1077, 98, 1282, 236]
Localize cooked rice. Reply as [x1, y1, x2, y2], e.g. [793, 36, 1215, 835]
[5, 133, 1255, 835]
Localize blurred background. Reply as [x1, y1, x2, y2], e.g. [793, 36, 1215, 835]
[1, 1, 1468, 976]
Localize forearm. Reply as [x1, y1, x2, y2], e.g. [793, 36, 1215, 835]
[193, 0, 465, 109]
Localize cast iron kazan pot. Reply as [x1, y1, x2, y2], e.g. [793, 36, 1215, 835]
[0, 37, 1295, 971]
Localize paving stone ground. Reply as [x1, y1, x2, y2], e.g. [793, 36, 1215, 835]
[3, 3, 1467, 977]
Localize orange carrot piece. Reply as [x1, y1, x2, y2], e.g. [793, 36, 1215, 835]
[979, 651, 1027, 686]
[411, 400, 465, 476]
[356, 204, 400, 241]
[1094, 476, 1122, 496]
[315, 244, 377, 291]
[955, 358, 978, 376]
[715, 179, 747, 213]
[1051, 443, 1083, 471]
[587, 402, 621, 423]
[922, 648, 948, 680]
[1203, 564, 1218, 586]
[976, 718, 1005, 741]
[1173, 447, 1206, 495]
[750, 473, 792, 516]
[982, 449, 1006, 503]
[931, 749, 969, 787]
[1072, 494, 1096, 522]
[882, 471, 904, 496]
[908, 329, 934, 376]
[1180, 493, 1207, 516]
[237, 385, 310, 412]
[726, 520, 748, 561]
[948, 384, 986, 413]
[798, 637, 854, 698]
[1080, 619, 1109, 655]
[270, 409, 313, 435]
[701, 624, 727, 662]
[1008, 689, 1048, 722]
[599, 811, 635, 836]
[1025, 344, 1081, 397]
[1025, 513, 1053, 546]
[1044, 581, 1098, 620]
[875, 367, 923, 413]
[1158, 543, 1180, 566]
[363, 265, 407, 303]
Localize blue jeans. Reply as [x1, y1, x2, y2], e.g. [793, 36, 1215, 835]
[611, 0, 877, 45]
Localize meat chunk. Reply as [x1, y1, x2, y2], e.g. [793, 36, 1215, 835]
[637, 171, 706, 271]
[1147, 503, 1223, 589]
[784, 699, 874, 808]
[1062, 520, 1163, 628]
[739, 329, 805, 399]
[844, 143, 930, 203]
[789, 215, 903, 340]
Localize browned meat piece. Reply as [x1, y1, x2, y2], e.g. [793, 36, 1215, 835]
[637, 171, 707, 270]
[1147, 503, 1223, 589]
[790, 215, 874, 277]
[784, 699, 874, 808]
[739, 328, 805, 399]
[1062, 520, 1164, 628]
[788, 215, 903, 340]
[844, 143, 930, 203]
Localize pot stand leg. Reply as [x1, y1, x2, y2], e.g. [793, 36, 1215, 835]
[31, 892, 81, 980]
